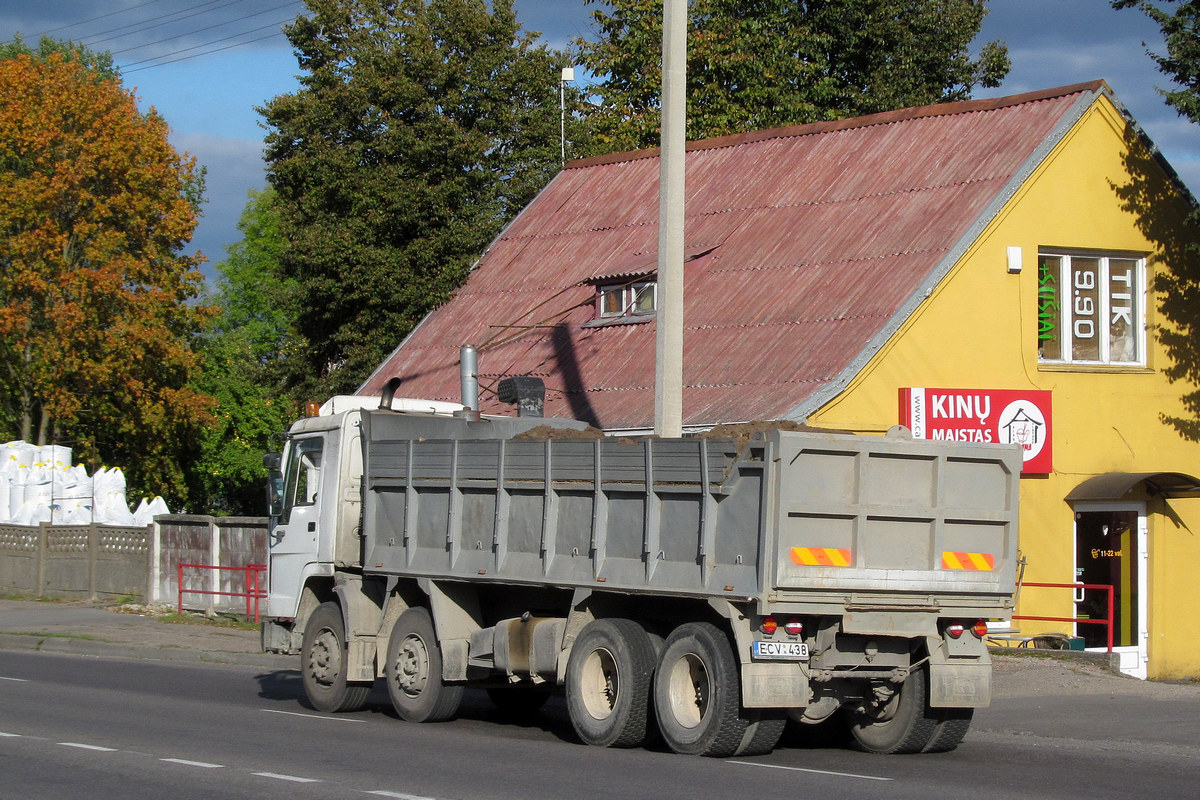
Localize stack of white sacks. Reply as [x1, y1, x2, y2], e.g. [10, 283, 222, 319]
[0, 441, 170, 526]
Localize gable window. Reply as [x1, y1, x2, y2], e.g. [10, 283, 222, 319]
[598, 280, 657, 319]
[1037, 251, 1145, 366]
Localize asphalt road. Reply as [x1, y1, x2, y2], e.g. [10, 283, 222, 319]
[1, 649, 1198, 800]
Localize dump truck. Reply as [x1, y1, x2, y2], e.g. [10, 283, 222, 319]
[261, 377, 1021, 756]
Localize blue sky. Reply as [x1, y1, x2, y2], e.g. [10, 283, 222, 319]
[1, 1, 1194, 275]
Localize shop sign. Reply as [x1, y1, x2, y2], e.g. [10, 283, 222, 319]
[899, 388, 1052, 474]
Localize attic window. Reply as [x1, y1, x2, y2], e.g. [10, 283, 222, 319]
[1037, 250, 1146, 367]
[598, 281, 657, 319]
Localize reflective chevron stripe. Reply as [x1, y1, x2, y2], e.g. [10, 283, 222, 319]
[790, 547, 852, 567]
[941, 551, 995, 570]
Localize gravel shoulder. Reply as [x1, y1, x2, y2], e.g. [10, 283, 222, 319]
[992, 651, 1200, 699]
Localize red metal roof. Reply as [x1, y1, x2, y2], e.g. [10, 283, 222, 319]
[361, 82, 1107, 429]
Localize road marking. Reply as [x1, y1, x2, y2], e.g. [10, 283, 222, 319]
[261, 708, 365, 723]
[366, 792, 437, 800]
[0, 676, 29, 682]
[254, 772, 320, 783]
[728, 760, 893, 782]
[0, 732, 22, 737]
[60, 742, 119, 752]
[161, 758, 224, 769]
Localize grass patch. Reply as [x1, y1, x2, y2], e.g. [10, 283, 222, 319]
[1, 593, 68, 603]
[9, 631, 104, 642]
[156, 612, 259, 631]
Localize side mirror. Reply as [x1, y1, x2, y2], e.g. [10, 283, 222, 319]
[263, 452, 281, 471]
[265, 467, 285, 518]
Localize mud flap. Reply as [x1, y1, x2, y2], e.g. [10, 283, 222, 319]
[741, 662, 809, 708]
[926, 635, 992, 708]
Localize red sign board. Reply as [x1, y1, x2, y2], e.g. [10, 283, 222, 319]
[899, 388, 1053, 474]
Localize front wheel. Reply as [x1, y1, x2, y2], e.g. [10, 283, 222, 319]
[385, 607, 463, 722]
[301, 601, 371, 713]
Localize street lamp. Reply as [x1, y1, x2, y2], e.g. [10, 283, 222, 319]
[560, 67, 575, 164]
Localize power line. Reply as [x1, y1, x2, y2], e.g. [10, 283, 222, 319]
[33, 1, 307, 74]
[108, 1, 299, 57]
[121, 29, 287, 73]
[37, 0, 173, 37]
[80, 0, 244, 47]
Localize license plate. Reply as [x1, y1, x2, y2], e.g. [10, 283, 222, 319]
[751, 640, 809, 661]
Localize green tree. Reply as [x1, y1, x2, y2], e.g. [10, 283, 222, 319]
[577, 0, 1010, 153]
[190, 188, 297, 514]
[1114, 1, 1200, 123]
[1114, 1, 1200, 439]
[0, 33, 117, 78]
[0, 40, 215, 505]
[261, 0, 575, 397]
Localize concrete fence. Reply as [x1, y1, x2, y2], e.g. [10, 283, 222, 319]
[0, 515, 268, 613]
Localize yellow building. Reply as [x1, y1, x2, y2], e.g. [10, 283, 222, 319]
[366, 82, 1200, 679]
[810, 87, 1200, 680]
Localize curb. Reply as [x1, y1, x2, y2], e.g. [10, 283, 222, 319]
[0, 632, 295, 670]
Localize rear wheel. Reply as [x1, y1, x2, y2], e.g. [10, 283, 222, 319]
[735, 711, 787, 756]
[565, 618, 657, 748]
[385, 607, 463, 722]
[653, 622, 749, 757]
[301, 602, 371, 713]
[847, 665, 971, 754]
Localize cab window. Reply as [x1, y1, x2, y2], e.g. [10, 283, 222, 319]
[283, 438, 323, 522]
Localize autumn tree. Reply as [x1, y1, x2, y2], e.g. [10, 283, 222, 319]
[261, 0, 577, 397]
[1113, 0, 1200, 439]
[0, 39, 215, 503]
[577, 0, 1011, 152]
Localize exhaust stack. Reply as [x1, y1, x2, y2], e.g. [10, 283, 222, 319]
[460, 345, 479, 411]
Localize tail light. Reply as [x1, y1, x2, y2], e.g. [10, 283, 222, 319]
[945, 619, 990, 640]
[784, 620, 803, 636]
[760, 616, 778, 635]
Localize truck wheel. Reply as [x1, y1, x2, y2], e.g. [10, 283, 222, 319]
[385, 607, 464, 722]
[848, 664, 964, 754]
[923, 707, 974, 753]
[653, 622, 749, 757]
[565, 618, 657, 748]
[735, 711, 787, 757]
[301, 601, 372, 713]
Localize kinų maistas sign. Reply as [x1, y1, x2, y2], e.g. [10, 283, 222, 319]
[900, 388, 1052, 474]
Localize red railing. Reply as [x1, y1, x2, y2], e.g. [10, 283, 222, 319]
[177, 563, 267, 622]
[1013, 581, 1114, 653]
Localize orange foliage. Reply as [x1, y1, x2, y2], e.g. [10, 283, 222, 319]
[0, 53, 217, 500]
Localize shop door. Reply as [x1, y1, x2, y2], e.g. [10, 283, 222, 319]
[1074, 504, 1147, 678]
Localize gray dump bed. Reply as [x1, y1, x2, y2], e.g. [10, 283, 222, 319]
[360, 413, 1020, 612]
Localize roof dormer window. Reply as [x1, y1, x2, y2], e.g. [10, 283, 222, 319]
[597, 280, 657, 320]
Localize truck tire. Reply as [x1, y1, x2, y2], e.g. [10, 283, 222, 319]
[653, 622, 749, 757]
[385, 607, 464, 722]
[565, 618, 657, 748]
[922, 707, 974, 753]
[735, 712, 787, 757]
[301, 601, 372, 713]
[847, 664, 972, 754]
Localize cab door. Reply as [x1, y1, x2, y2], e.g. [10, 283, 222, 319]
[267, 436, 325, 617]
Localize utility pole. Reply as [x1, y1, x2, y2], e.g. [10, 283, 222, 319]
[654, 0, 686, 437]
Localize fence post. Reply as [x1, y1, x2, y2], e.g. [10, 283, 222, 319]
[149, 520, 162, 604]
[36, 521, 47, 599]
[88, 522, 99, 600]
[208, 517, 218, 614]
